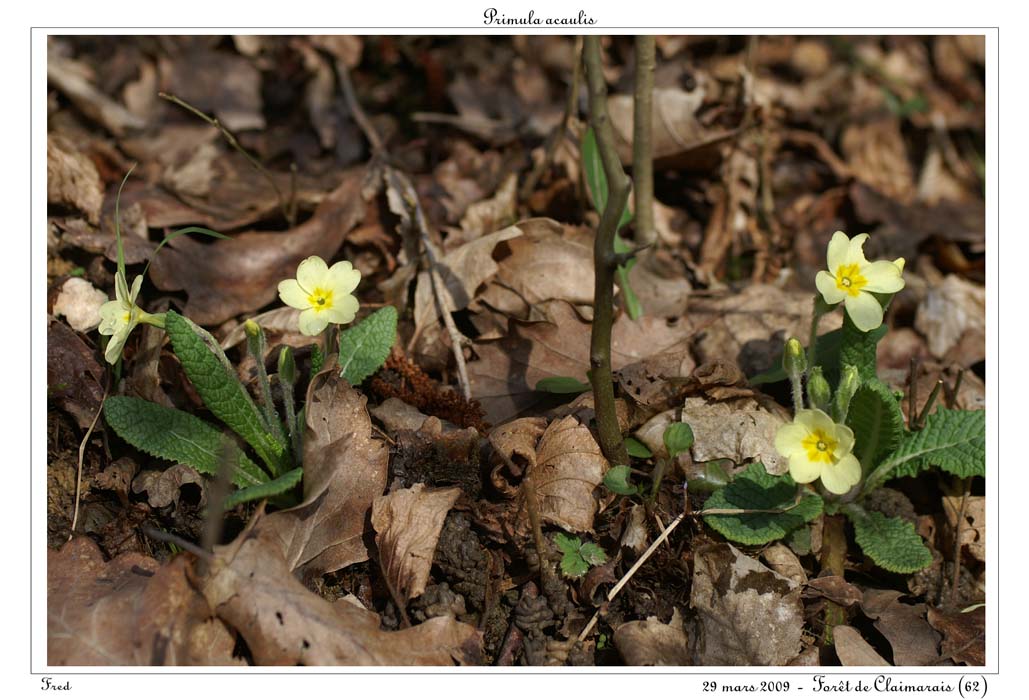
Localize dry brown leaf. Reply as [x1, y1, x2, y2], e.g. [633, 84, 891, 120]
[468, 299, 693, 424]
[219, 307, 305, 350]
[309, 35, 364, 68]
[942, 495, 985, 563]
[914, 275, 985, 365]
[47, 317, 105, 429]
[531, 416, 609, 532]
[48, 538, 238, 666]
[761, 543, 807, 586]
[679, 395, 789, 474]
[927, 606, 985, 666]
[132, 464, 206, 510]
[263, 370, 388, 578]
[47, 50, 146, 136]
[158, 50, 264, 132]
[412, 225, 522, 364]
[688, 285, 841, 377]
[483, 218, 595, 315]
[615, 610, 690, 666]
[460, 172, 518, 237]
[804, 576, 864, 607]
[202, 518, 481, 665]
[370, 397, 433, 434]
[841, 118, 915, 203]
[860, 588, 942, 666]
[834, 626, 891, 666]
[48, 133, 104, 224]
[690, 543, 804, 666]
[52, 277, 107, 332]
[608, 88, 731, 167]
[488, 416, 548, 496]
[149, 168, 365, 325]
[372, 484, 462, 605]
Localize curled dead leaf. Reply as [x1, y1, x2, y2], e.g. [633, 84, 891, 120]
[372, 483, 462, 605]
[530, 416, 609, 532]
[615, 610, 690, 666]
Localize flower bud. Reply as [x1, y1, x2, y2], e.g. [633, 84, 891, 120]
[244, 318, 261, 338]
[278, 346, 296, 386]
[783, 337, 807, 376]
[807, 366, 832, 412]
[835, 364, 861, 422]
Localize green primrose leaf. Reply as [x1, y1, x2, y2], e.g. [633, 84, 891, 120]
[603, 465, 639, 495]
[578, 543, 608, 566]
[663, 422, 695, 459]
[164, 310, 287, 475]
[104, 396, 267, 489]
[864, 408, 985, 493]
[839, 313, 888, 384]
[223, 467, 303, 508]
[536, 376, 592, 394]
[338, 305, 398, 385]
[845, 379, 905, 473]
[848, 510, 933, 573]
[625, 437, 653, 459]
[703, 463, 823, 545]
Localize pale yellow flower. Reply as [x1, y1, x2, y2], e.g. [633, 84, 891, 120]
[774, 409, 862, 495]
[278, 256, 360, 336]
[815, 231, 905, 332]
[97, 273, 149, 365]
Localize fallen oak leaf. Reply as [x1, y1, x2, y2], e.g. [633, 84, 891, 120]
[201, 512, 481, 665]
[531, 415, 610, 532]
[48, 537, 238, 666]
[263, 368, 388, 579]
[372, 483, 462, 606]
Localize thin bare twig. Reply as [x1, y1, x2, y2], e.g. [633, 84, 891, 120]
[71, 386, 109, 537]
[338, 61, 472, 401]
[158, 92, 296, 227]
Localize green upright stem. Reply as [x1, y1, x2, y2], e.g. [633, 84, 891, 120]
[632, 36, 656, 247]
[584, 36, 630, 466]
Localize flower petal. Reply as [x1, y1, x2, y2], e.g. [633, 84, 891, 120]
[844, 292, 885, 332]
[826, 231, 851, 270]
[860, 260, 905, 294]
[788, 454, 822, 484]
[820, 453, 862, 494]
[103, 325, 132, 365]
[845, 233, 870, 266]
[298, 308, 329, 336]
[797, 408, 836, 435]
[128, 275, 144, 304]
[815, 270, 846, 305]
[327, 261, 361, 295]
[775, 422, 810, 458]
[323, 294, 359, 326]
[278, 279, 311, 310]
[98, 300, 125, 332]
[296, 256, 329, 291]
[832, 422, 856, 458]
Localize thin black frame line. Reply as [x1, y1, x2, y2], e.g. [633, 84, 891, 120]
[33, 27, 999, 676]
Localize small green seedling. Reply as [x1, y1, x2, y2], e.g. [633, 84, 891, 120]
[536, 376, 593, 394]
[555, 533, 608, 579]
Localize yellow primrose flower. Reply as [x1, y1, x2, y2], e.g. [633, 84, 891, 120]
[774, 408, 862, 495]
[278, 256, 360, 336]
[98, 273, 154, 365]
[814, 231, 905, 332]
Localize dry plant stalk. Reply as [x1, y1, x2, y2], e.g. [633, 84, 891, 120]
[632, 36, 656, 247]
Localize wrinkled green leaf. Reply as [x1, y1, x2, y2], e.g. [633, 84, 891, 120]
[554, 533, 581, 555]
[865, 409, 985, 493]
[579, 542, 608, 566]
[839, 312, 887, 384]
[164, 310, 286, 474]
[846, 379, 905, 472]
[848, 510, 933, 573]
[703, 463, 823, 545]
[104, 396, 266, 489]
[223, 467, 303, 508]
[338, 306, 398, 385]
